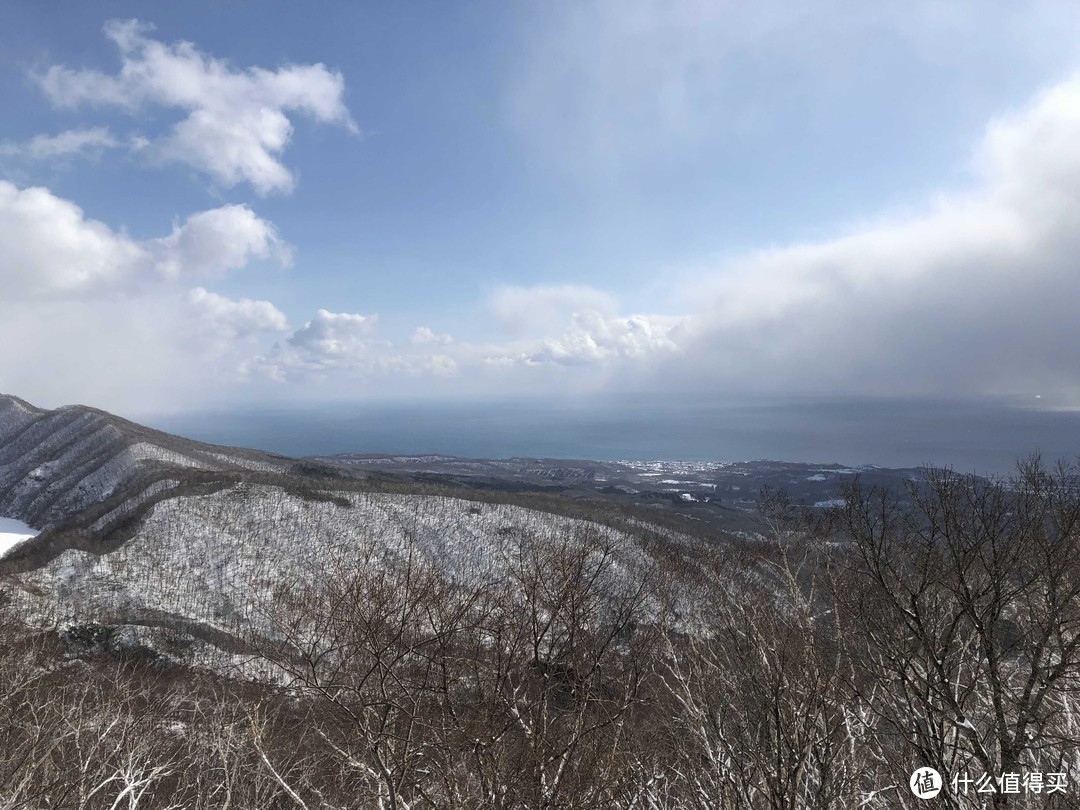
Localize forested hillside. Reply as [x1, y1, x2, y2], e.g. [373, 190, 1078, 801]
[1, 396, 1078, 807]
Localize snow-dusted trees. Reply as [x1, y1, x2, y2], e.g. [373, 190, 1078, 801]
[258, 540, 481, 806]
[255, 524, 656, 808]
[3, 458, 1080, 808]
[448, 525, 656, 808]
[832, 458, 1080, 808]
[638, 459, 1080, 809]
[655, 523, 866, 809]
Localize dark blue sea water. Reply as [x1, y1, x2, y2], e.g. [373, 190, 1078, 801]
[140, 397, 1080, 476]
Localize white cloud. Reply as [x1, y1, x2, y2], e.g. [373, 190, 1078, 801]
[422, 355, 458, 377]
[286, 309, 377, 360]
[375, 353, 459, 378]
[152, 204, 291, 281]
[0, 177, 458, 405]
[187, 287, 288, 342]
[251, 310, 469, 385]
[0, 181, 289, 299]
[0, 127, 119, 160]
[0, 181, 146, 298]
[488, 283, 619, 336]
[529, 311, 684, 366]
[14, 35, 1080, 409]
[508, 1, 1080, 173]
[0, 180, 295, 410]
[36, 19, 357, 194]
[465, 70, 1080, 399]
[0, 290, 291, 413]
[663, 72, 1080, 398]
[256, 308, 382, 380]
[411, 326, 453, 345]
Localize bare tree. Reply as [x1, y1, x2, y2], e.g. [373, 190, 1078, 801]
[832, 457, 1080, 808]
[655, 491, 870, 809]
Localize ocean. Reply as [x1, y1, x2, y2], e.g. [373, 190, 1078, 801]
[138, 396, 1080, 477]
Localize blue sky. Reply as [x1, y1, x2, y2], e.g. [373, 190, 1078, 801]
[3, 2, 1080, 413]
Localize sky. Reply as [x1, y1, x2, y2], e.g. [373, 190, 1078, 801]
[3, 1, 1080, 415]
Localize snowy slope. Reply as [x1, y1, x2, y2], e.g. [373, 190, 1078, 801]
[5, 481, 695, 676]
[18, 485, 644, 628]
[0, 394, 294, 528]
[0, 394, 714, 675]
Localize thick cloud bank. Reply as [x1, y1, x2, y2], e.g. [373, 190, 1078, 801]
[662, 75, 1080, 399]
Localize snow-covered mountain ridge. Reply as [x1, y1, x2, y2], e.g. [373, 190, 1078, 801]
[0, 394, 711, 672]
[0, 393, 296, 530]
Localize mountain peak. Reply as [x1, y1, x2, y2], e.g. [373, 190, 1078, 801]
[0, 394, 294, 531]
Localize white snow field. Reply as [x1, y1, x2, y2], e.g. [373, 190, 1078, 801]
[7, 483, 716, 676]
[0, 515, 36, 557]
[21, 485, 652, 629]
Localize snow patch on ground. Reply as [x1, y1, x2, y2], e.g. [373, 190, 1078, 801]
[0, 516, 36, 557]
